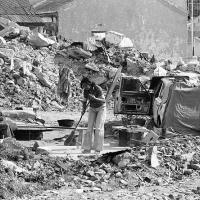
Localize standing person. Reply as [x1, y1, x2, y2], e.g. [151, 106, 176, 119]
[81, 77, 106, 154]
[0, 112, 17, 139]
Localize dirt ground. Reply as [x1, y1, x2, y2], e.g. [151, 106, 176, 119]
[36, 108, 122, 142]
[38, 107, 119, 126]
[16, 109, 200, 200]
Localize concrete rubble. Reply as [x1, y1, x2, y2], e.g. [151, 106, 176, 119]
[0, 17, 199, 113]
[0, 18, 159, 113]
[0, 133, 200, 199]
[1, 17, 200, 199]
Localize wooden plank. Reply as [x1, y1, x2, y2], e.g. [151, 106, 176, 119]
[112, 126, 127, 130]
[37, 146, 131, 158]
[16, 127, 55, 131]
[16, 126, 89, 132]
[14, 125, 88, 140]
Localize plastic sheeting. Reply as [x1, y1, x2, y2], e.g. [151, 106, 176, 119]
[164, 85, 200, 135]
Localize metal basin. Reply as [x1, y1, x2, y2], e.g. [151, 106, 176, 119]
[57, 119, 74, 127]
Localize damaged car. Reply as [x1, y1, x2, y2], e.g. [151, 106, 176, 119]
[114, 75, 200, 136]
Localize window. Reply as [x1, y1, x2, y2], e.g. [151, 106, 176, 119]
[187, 0, 200, 18]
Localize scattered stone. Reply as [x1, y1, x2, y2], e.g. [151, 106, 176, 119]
[75, 189, 84, 194]
[95, 169, 106, 176]
[148, 146, 160, 168]
[115, 172, 123, 178]
[32, 141, 47, 151]
[91, 187, 101, 192]
[183, 169, 193, 175]
[120, 179, 128, 186]
[86, 170, 95, 177]
[190, 164, 200, 170]
[100, 182, 107, 191]
[112, 152, 132, 168]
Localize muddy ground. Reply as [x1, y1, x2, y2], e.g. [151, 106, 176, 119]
[14, 109, 200, 200]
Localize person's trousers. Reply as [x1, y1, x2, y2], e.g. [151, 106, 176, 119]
[82, 105, 106, 151]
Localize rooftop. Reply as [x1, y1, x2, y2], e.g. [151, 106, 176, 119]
[0, 0, 43, 24]
[30, 0, 73, 13]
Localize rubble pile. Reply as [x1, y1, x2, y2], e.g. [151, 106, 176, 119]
[66, 134, 200, 191]
[1, 134, 200, 198]
[54, 31, 159, 109]
[0, 138, 68, 199]
[0, 17, 200, 112]
[55, 35, 156, 84]
[0, 37, 63, 111]
[0, 17, 83, 111]
[1, 19, 158, 112]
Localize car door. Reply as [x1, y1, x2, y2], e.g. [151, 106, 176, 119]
[153, 79, 174, 127]
[153, 82, 164, 126]
[157, 81, 172, 125]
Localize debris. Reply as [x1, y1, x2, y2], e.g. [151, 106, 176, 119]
[190, 164, 200, 170]
[105, 31, 125, 46]
[67, 47, 92, 59]
[112, 152, 132, 168]
[115, 172, 123, 178]
[91, 187, 101, 191]
[85, 62, 100, 72]
[183, 169, 193, 175]
[181, 152, 195, 162]
[32, 67, 52, 88]
[76, 189, 84, 194]
[0, 37, 6, 46]
[192, 187, 200, 194]
[1, 159, 27, 173]
[100, 182, 107, 191]
[120, 179, 128, 185]
[86, 170, 95, 177]
[148, 146, 160, 168]
[153, 65, 167, 76]
[0, 17, 21, 37]
[0, 18, 200, 199]
[118, 37, 133, 48]
[28, 32, 56, 47]
[32, 141, 47, 151]
[141, 130, 159, 144]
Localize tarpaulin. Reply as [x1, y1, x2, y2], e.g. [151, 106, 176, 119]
[164, 84, 200, 135]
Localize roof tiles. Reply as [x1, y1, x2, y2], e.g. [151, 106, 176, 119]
[0, 0, 43, 23]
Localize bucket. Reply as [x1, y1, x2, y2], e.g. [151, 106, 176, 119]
[57, 119, 74, 127]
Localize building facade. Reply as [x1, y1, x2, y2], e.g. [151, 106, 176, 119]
[34, 0, 188, 59]
[187, 0, 200, 18]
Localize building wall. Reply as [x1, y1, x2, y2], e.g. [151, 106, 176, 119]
[58, 0, 188, 59]
[176, 0, 187, 9]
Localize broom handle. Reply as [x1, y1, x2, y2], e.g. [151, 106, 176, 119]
[73, 101, 90, 131]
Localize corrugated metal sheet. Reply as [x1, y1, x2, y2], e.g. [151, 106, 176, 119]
[0, 0, 43, 23]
